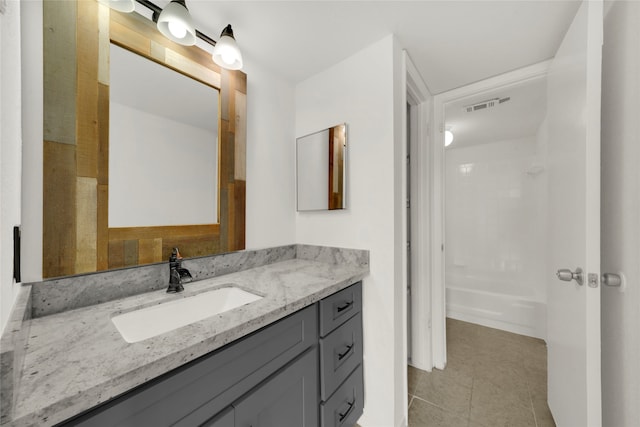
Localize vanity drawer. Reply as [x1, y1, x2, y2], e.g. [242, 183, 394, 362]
[319, 282, 362, 337]
[320, 365, 364, 427]
[319, 312, 363, 400]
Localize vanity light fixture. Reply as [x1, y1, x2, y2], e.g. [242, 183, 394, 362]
[155, 0, 196, 46]
[97, 0, 135, 13]
[445, 129, 454, 147]
[101, 0, 244, 70]
[211, 25, 244, 70]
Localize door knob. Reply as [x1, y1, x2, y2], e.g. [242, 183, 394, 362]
[602, 272, 622, 287]
[556, 267, 584, 286]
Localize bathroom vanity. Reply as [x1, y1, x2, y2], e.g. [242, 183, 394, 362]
[62, 282, 363, 427]
[0, 245, 368, 427]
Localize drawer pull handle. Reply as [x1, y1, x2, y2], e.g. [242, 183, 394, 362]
[337, 344, 354, 361]
[338, 399, 355, 422]
[336, 301, 354, 313]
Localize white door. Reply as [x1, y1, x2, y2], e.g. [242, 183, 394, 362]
[546, 1, 602, 426]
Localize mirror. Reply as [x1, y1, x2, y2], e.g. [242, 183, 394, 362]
[109, 43, 219, 227]
[42, 2, 246, 278]
[296, 124, 347, 211]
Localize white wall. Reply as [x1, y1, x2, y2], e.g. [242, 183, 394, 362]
[444, 137, 547, 302]
[295, 35, 407, 427]
[391, 37, 406, 427]
[243, 57, 296, 249]
[20, 0, 42, 284]
[0, 0, 23, 334]
[601, 1, 640, 425]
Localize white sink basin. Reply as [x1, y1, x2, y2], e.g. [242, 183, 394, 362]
[112, 286, 262, 343]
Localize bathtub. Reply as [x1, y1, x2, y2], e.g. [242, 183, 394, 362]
[445, 272, 547, 339]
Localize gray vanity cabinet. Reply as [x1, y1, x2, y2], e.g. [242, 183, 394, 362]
[58, 282, 363, 427]
[234, 349, 318, 427]
[201, 407, 234, 427]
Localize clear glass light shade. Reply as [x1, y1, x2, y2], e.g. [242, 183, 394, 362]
[445, 130, 454, 147]
[97, 0, 135, 13]
[157, 1, 196, 46]
[212, 27, 243, 70]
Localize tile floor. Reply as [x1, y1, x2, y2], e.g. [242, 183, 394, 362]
[407, 318, 556, 427]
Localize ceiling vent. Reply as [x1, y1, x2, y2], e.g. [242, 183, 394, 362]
[463, 96, 511, 113]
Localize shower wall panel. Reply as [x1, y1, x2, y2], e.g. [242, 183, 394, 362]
[445, 136, 547, 302]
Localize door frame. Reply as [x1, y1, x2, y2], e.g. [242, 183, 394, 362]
[401, 50, 432, 374]
[429, 60, 551, 368]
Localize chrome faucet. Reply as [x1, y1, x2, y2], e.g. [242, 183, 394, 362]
[167, 247, 192, 293]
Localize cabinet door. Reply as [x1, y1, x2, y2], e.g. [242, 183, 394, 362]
[201, 407, 234, 427]
[234, 349, 318, 427]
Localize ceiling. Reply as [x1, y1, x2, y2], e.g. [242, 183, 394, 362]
[155, 0, 582, 94]
[444, 76, 547, 149]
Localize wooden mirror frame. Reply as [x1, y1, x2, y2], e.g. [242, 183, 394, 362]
[43, 0, 246, 278]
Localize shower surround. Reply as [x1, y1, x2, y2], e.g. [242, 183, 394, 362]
[445, 136, 547, 339]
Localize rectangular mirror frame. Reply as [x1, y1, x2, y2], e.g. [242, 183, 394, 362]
[43, 1, 247, 278]
[296, 123, 347, 211]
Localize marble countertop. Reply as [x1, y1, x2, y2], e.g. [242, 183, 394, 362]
[3, 256, 368, 426]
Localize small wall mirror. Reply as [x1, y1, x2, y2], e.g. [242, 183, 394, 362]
[296, 123, 347, 211]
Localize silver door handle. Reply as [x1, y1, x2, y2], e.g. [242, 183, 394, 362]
[602, 272, 622, 287]
[556, 267, 584, 286]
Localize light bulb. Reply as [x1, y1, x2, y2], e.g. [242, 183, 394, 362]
[221, 48, 236, 65]
[168, 21, 187, 39]
[445, 130, 454, 147]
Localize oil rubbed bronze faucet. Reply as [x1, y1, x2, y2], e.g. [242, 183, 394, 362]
[167, 247, 192, 293]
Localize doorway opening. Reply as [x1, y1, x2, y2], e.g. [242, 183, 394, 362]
[429, 60, 551, 368]
[408, 63, 556, 426]
[424, 4, 603, 425]
[443, 75, 548, 340]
